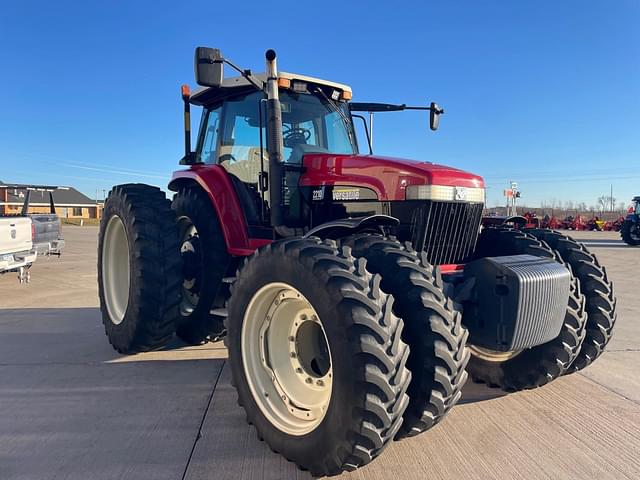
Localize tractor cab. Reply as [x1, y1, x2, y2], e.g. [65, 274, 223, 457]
[185, 72, 357, 232]
[171, 47, 480, 264]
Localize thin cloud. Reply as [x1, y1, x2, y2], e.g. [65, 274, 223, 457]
[61, 163, 168, 180]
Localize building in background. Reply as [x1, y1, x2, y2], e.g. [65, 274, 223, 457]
[0, 181, 102, 219]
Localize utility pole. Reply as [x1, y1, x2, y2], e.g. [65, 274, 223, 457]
[610, 184, 613, 213]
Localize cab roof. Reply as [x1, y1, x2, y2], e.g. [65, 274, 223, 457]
[189, 71, 352, 107]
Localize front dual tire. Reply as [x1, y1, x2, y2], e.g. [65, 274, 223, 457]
[226, 238, 411, 476]
[466, 228, 587, 391]
[467, 227, 616, 391]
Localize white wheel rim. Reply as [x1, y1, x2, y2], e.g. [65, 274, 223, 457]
[179, 218, 200, 316]
[241, 282, 332, 436]
[468, 345, 522, 362]
[102, 215, 130, 325]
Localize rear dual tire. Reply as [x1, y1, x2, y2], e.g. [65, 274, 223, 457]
[98, 184, 182, 354]
[226, 238, 411, 476]
[172, 188, 229, 344]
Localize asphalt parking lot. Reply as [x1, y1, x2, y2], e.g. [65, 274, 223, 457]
[1, 226, 639, 480]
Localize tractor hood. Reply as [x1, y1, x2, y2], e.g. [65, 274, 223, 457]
[300, 153, 484, 201]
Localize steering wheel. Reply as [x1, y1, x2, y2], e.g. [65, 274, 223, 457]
[219, 153, 237, 164]
[283, 127, 311, 148]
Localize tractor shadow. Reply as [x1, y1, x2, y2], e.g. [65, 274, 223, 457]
[459, 379, 508, 404]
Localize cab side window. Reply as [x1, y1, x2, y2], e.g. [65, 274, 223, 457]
[219, 93, 265, 185]
[200, 107, 221, 164]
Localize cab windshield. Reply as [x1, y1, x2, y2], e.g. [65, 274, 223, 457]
[279, 90, 358, 162]
[198, 89, 357, 167]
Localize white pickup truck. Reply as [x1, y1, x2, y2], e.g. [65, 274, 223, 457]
[0, 216, 37, 283]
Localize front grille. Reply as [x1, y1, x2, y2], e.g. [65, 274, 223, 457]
[391, 201, 484, 265]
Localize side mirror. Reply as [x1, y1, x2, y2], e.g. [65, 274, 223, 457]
[429, 102, 444, 131]
[195, 47, 224, 87]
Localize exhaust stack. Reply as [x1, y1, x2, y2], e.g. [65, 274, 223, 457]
[264, 49, 285, 229]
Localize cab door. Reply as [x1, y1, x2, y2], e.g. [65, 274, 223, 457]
[197, 92, 269, 233]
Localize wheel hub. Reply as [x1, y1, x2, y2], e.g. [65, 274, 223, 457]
[179, 221, 202, 315]
[468, 344, 522, 362]
[181, 238, 200, 285]
[242, 283, 332, 435]
[102, 215, 130, 325]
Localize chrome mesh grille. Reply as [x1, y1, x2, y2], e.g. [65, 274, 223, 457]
[391, 201, 484, 265]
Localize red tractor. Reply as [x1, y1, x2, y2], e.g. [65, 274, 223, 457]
[522, 211, 540, 228]
[560, 214, 587, 230]
[97, 48, 616, 476]
[541, 214, 560, 229]
[609, 216, 626, 232]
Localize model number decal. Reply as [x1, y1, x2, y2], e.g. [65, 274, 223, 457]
[332, 189, 360, 201]
[312, 188, 324, 201]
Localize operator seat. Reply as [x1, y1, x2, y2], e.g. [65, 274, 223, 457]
[219, 146, 268, 225]
[219, 146, 267, 184]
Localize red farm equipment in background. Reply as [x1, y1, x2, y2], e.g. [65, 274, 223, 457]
[541, 214, 560, 229]
[560, 215, 587, 230]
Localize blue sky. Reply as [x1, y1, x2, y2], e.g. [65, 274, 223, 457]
[1, 1, 638, 208]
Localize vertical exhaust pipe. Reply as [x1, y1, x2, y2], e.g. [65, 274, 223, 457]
[264, 49, 285, 229]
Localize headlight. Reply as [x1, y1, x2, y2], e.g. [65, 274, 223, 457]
[406, 185, 485, 203]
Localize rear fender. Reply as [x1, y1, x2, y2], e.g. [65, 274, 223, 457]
[169, 166, 270, 256]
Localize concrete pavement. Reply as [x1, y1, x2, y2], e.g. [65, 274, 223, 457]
[0, 227, 639, 479]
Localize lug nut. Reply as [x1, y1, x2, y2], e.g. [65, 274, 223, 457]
[305, 377, 313, 384]
[300, 314, 307, 320]
[295, 368, 303, 374]
[288, 336, 294, 342]
[290, 352, 296, 358]
[316, 380, 324, 387]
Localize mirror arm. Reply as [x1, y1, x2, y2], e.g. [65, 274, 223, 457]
[222, 58, 265, 91]
[404, 105, 445, 114]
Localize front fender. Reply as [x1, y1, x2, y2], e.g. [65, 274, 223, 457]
[304, 215, 399, 239]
